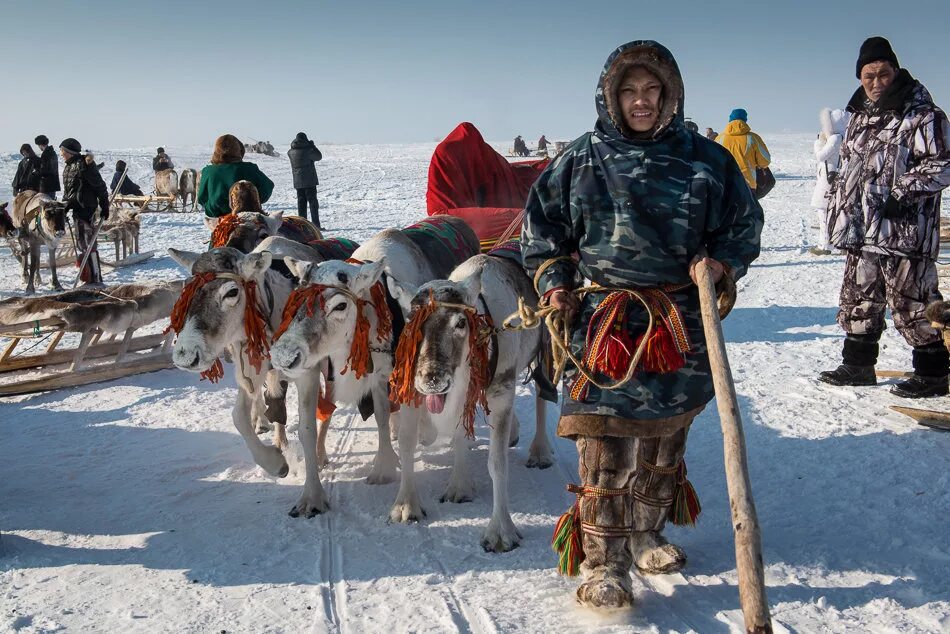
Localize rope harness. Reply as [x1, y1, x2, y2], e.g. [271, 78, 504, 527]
[165, 271, 272, 384]
[389, 289, 495, 440]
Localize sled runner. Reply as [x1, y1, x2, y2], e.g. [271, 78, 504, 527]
[0, 281, 182, 396]
[112, 194, 179, 214]
[890, 405, 950, 431]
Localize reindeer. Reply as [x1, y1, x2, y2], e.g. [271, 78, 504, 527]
[11, 191, 67, 294]
[155, 169, 179, 208]
[213, 211, 323, 254]
[385, 251, 553, 551]
[102, 208, 141, 261]
[179, 169, 198, 211]
[270, 216, 479, 520]
[167, 247, 297, 479]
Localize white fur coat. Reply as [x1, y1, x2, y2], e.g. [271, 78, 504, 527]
[811, 108, 849, 209]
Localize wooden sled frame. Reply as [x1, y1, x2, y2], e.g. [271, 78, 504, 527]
[0, 317, 174, 397]
[113, 194, 180, 214]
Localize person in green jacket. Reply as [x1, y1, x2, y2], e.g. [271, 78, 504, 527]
[198, 134, 274, 223]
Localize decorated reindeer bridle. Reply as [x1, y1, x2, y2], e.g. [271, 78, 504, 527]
[274, 265, 393, 380]
[210, 213, 260, 248]
[165, 271, 272, 383]
[389, 289, 497, 440]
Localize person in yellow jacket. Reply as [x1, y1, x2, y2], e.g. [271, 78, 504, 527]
[715, 109, 771, 190]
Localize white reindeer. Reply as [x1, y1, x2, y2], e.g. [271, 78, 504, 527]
[386, 253, 554, 551]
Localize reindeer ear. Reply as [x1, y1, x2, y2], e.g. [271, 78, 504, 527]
[240, 251, 272, 279]
[386, 276, 419, 314]
[284, 256, 313, 281]
[261, 213, 282, 235]
[167, 248, 200, 272]
[353, 259, 386, 294]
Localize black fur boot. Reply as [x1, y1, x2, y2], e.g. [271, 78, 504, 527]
[891, 343, 949, 398]
[818, 334, 879, 386]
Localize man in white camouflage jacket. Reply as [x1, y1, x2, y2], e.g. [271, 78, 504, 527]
[820, 37, 950, 398]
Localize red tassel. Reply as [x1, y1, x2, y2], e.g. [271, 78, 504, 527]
[669, 461, 702, 526]
[635, 322, 686, 374]
[594, 321, 635, 380]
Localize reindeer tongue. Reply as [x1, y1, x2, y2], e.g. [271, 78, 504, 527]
[425, 393, 446, 414]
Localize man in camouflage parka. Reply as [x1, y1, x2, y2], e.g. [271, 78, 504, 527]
[820, 37, 950, 398]
[521, 40, 762, 609]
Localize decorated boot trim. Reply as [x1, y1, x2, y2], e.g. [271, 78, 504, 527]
[551, 483, 632, 577]
[636, 458, 702, 527]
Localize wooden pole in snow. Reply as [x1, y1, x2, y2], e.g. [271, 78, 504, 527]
[696, 262, 773, 634]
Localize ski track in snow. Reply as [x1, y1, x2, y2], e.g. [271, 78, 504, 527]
[1, 137, 949, 633]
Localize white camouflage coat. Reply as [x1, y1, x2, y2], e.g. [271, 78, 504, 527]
[828, 71, 950, 259]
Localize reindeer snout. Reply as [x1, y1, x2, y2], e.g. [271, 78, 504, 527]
[271, 341, 306, 376]
[416, 368, 451, 395]
[172, 345, 206, 372]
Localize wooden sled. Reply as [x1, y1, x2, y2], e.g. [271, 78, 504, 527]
[101, 251, 155, 269]
[0, 281, 183, 397]
[890, 405, 950, 431]
[113, 194, 179, 213]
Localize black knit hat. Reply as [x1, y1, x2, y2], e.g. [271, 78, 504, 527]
[856, 37, 899, 78]
[59, 138, 82, 154]
[157, 147, 165, 153]
[295, 132, 308, 142]
[35, 134, 49, 146]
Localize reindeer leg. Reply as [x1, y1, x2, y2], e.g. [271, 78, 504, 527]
[290, 369, 329, 518]
[115, 328, 135, 362]
[49, 241, 62, 291]
[526, 394, 553, 469]
[389, 407, 425, 523]
[441, 422, 476, 504]
[233, 387, 288, 478]
[481, 389, 522, 552]
[24, 242, 40, 294]
[366, 382, 399, 484]
[263, 372, 288, 451]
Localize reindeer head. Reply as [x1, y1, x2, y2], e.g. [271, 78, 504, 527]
[270, 257, 386, 379]
[222, 212, 283, 253]
[167, 247, 272, 374]
[0, 203, 18, 239]
[41, 201, 67, 238]
[390, 272, 484, 415]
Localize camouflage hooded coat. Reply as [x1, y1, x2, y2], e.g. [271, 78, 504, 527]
[827, 70, 950, 259]
[521, 41, 763, 424]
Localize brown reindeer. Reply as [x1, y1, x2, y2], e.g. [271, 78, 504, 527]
[11, 191, 67, 294]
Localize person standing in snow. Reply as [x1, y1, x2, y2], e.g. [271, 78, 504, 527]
[808, 108, 849, 255]
[152, 147, 174, 172]
[715, 109, 772, 196]
[197, 134, 274, 228]
[60, 138, 109, 285]
[538, 134, 549, 151]
[522, 40, 762, 610]
[35, 135, 60, 198]
[11, 144, 40, 194]
[287, 131, 323, 227]
[819, 37, 950, 398]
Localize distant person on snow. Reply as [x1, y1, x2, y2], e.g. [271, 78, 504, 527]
[60, 138, 109, 285]
[819, 36, 950, 398]
[197, 134, 274, 227]
[110, 160, 144, 196]
[513, 135, 530, 157]
[808, 108, 849, 256]
[537, 134, 548, 151]
[704, 127, 717, 140]
[287, 131, 323, 227]
[35, 134, 60, 198]
[11, 143, 40, 194]
[152, 147, 174, 172]
[715, 109, 771, 195]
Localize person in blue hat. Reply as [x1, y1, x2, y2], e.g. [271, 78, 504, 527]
[714, 108, 771, 194]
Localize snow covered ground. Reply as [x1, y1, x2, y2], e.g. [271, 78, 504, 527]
[1, 137, 949, 633]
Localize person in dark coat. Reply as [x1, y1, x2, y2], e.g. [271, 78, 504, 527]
[513, 135, 530, 157]
[12, 144, 41, 194]
[538, 134, 549, 151]
[35, 134, 60, 198]
[110, 160, 144, 196]
[287, 132, 323, 226]
[60, 138, 110, 285]
[152, 147, 174, 172]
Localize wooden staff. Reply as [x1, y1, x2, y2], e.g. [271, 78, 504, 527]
[696, 262, 773, 634]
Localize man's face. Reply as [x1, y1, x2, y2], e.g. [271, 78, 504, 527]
[617, 66, 663, 133]
[861, 61, 896, 103]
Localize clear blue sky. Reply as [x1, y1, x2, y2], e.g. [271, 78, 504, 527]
[1, 0, 947, 150]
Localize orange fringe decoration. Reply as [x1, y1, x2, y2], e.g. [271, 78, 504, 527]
[389, 290, 493, 440]
[317, 389, 336, 423]
[370, 282, 392, 342]
[201, 358, 225, 383]
[210, 213, 244, 248]
[274, 285, 326, 340]
[165, 272, 217, 335]
[342, 296, 372, 378]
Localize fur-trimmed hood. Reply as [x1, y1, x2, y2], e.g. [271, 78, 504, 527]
[595, 40, 685, 141]
[211, 134, 246, 165]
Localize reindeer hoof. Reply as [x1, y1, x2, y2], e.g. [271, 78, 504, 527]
[388, 499, 426, 524]
[480, 518, 523, 553]
[440, 483, 475, 504]
[526, 453, 554, 470]
[290, 491, 329, 518]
